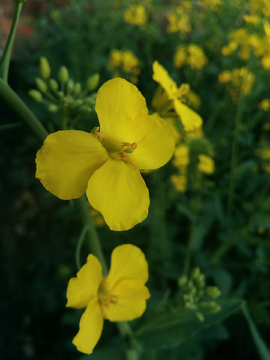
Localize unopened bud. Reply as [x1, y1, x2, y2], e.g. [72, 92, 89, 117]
[199, 301, 221, 313]
[35, 78, 47, 93]
[86, 73, 100, 92]
[29, 89, 42, 102]
[74, 82, 81, 95]
[69, 99, 83, 109]
[205, 286, 221, 299]
[91, 127, 100, 134]
[39, 57, 50, 80]
[78, 105, 92, 115]
[178, 275, 188, 287]
[67, 79, 74, 93]
[58, 66, 69, 83]
[48, 104, 58, 112]
[49, 79, 59, 92]
[191, 267, 201, 280]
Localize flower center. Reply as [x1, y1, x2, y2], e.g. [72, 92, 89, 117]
[92, 128, 138, 168]
[98, 279, 118, 315]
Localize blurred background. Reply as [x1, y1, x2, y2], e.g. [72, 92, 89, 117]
[1, 0, 270, 359]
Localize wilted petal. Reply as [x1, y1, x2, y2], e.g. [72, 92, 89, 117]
[66, 254, 103, 309]
[86, 160, 149, 231]
[106, 244, 149, 291]
[36, 130, 109, 200]
[73, 298, 103, 354]
[105, 279, 150, 321]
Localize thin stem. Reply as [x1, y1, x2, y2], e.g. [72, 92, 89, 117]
[0, 2, 23, 82]
[183, 222, 196, 276]
[0, 78, 48, 142]
[72, 196, 108, 275]
[0, 122, 22, 131]
[75, 225, 89, 270]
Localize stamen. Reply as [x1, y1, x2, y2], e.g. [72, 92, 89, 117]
[118, 151, 128, 161]
[90, 126, 103, 142]
[121, 142, 137, 150]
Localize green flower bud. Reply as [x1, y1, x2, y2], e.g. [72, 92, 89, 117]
[205, 286, 221, 299]
[29, 89, 42, 102]
[69, 99, 83, 109]
[91, 126, 100, 134]
[86, 73, 100, 92]
[57, 91, 64, 98]
[35, 78, 47, 93]
[74, 82, 81, 95]
[78, 105, 92, 115]
[58, 66, 69, 83]
[39, 57, 50, 80]
[67, 79, 74, 93]
[48, 104, 58, 112]
[178, 275, 188, 287]
[191, 267, 201, 280]
[199, 301, 221, 313]
[49, 79, 59, 92]
[195, 312, 204, 322]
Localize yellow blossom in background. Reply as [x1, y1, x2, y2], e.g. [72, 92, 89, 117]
[173, 144, 190, 168]
[244, 15, 260, 24]
[198, 0, 223, 11]
[67, 244, 150, 354]
[167, 7, 191, 34]
[36, 78, 175, 231]
[261, 54, 270, 69]
[171, 174, 187, 192]
[259, 99, 270, 111]
[187, 126, 203, 139]
[109, 49, 140, 83]
[152, 61, 203, 131]
[197, 154, 215, 174]
[260, 147, 270, 172]
[174, 46, 187, 69]
[90, 208, 106, 228]
[174, 45, 208, 70]
[184, 91, 201, 110]
[123, 4, 147, 26]
[218, 70, 232, 83]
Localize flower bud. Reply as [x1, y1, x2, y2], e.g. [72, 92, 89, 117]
[205, 286, 221, 299]
[86, 73, 100, 92]
[74, 82, 81, 95]
[191, 267, 201, 280]
[58, 66, 69, 83]
[67, 79, 74, 94]
[49, 79, 59, 92]
[178, 275, 188, 287]
[39, 57, 50, 80]
[199, 301, 221, 313]
[48, 104, 58, 112]
[29, 89, 42, 102]
[35, 78, 47, 93]
[195, 312, 204, 322]
[69, 99, 83, 109]
[78, 105, 92, 115]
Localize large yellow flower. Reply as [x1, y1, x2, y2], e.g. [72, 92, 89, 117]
[36, 78, 175, 231]
[152, 61, 202, 131]
[67, 244, 150, 354]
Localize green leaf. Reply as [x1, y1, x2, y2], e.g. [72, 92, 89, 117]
[242, 303, 270, 360]
[135, 299, 244, 349]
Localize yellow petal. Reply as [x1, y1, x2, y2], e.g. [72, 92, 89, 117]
[124, 114, 175, 170]
[73, 298, 103, 354]
[86, 160, 149, 231]
[105, 279, 150, 321]
[36, 130, 109, 200]
[152, 60, 178, 100]
[106, 244, 149, 291]
[95, 78, 148, 145]
[174, 100, 203, 131]
[66, 254, 103, 309]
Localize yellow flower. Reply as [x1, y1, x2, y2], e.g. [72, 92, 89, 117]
[174, 46, 187, 68]
[173, 144, 190, 168]
[123, 4, 147, 26]
[171, 174, 187, 192]
[36, 78, 175, 231]
[197, 154, 214, 174]
[261, 54, 270, 69]
[186, 45, 208, 70]
[67, 244, 150, 354]
[259, 99, 270, 111]
[218, 70, 232, 83]
[152, 61, 203, 131]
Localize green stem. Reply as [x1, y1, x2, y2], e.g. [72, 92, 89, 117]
[72, 196, 108, 274]
[0, 78, 48, 142]
[0, 2, 23, 82]
[0, 122, 22, 131]
[183, 222, 196, 275]
[75, 225, 89, 270]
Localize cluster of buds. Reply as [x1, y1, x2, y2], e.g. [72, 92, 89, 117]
[29, 57, 99, 129]
[178, 267, 221, 321]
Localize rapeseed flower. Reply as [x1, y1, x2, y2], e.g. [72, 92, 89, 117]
[123, 5, 147, 26]
[197, 154, 215, 174]
[36, 78, 175, 231]
[152, 61, 203, 131]
[67, 244, 150, 354]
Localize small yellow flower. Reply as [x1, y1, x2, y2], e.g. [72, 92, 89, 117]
[152, 61, 203, 131]
[261, 54, 270, 69]
[218, 70, 232, 83]
[36, 78, 175, 231]
[173, 144, 190, 168]
[67, 244, 150, 354]
[123, 4, 147, 26]
[259, 99, 270, 111]
[171, 174, 187, 192]
[174, 46, 187, 68]
[197, 154, 215, 174]
[186, 45, 208, 70]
